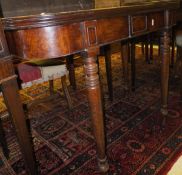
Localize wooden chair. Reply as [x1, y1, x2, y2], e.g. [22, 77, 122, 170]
[16, 59, 73, 110]
[0, 59, 73, 159]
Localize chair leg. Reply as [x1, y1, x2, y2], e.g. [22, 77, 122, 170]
[49, 80, 54, 95]
[96, 55, 100, 77]
[141, 42, 145, 55]
[26, 80, 58, 109]
[145, 35, 150, 64]
[0, 117, 9, 158]
[150, 34, 153, 62]
[158, 36, 161, 57]
[121, 42, 129, 92]
[150, 43, 153, 61]
[61, 75, 73, 109]
[66, 55, 76, 90]
[130, 42, 136, 92]
[128, 42, 131, 63]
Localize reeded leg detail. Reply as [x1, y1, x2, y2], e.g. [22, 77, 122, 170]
[84, 49, 109, 172]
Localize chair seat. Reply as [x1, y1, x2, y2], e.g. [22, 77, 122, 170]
[17, 63, 68, 88]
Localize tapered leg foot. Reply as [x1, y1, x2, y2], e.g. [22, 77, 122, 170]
[160, 105, 168, 116]
[98, 157, 109, 173]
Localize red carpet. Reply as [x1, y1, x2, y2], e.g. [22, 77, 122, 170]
[0, 50, 182, 175]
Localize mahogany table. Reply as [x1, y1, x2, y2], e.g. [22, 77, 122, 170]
[0, 0, 180, 174]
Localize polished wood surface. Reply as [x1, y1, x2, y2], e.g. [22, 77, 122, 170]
[0, 20, 38, 174]
[0, 0, 180, 174]
[83, 47, 109, 172]
[5, 24, 84, 59]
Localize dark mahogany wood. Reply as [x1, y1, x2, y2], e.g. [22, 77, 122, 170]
[83, 47, 109, 172]
[66, 55, 77, 90]
[121, 42, 129, 92]
[148, 12, 164, 31]
[0, 1, 180, 174]
[5, 24, 84, 59]
[131, 15, 147, 35]
[0, 20, 37, 174]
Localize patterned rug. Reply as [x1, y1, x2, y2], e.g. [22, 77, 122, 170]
[0, 46, 182, 175]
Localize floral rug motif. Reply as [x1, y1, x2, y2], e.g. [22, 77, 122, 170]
[0, 47, 182, 175]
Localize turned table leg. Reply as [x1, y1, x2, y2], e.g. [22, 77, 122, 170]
[160, 29, 170, 116]
[1, 77, 38, 175]
[83, 48, 109, 172]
